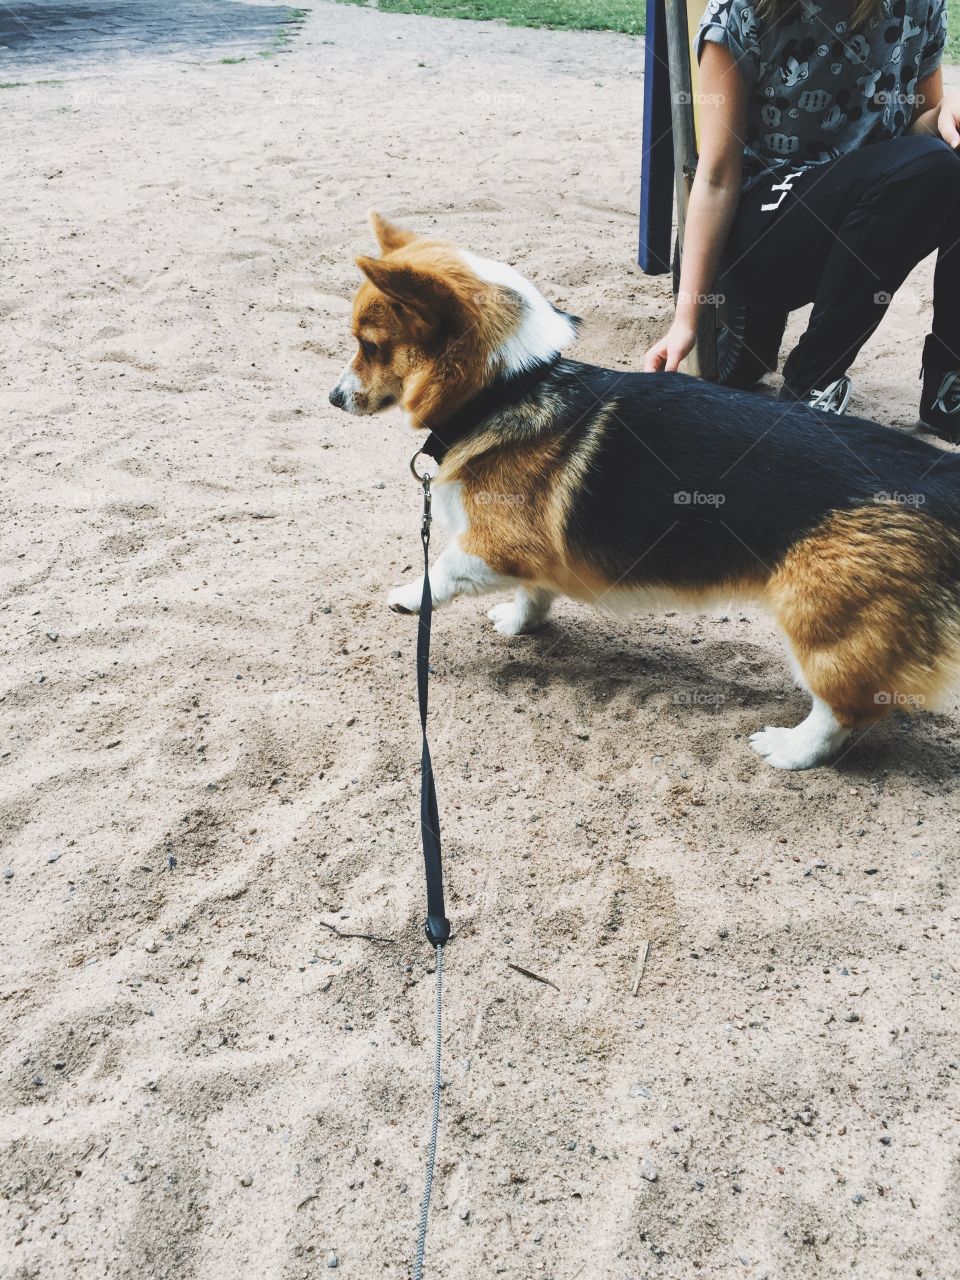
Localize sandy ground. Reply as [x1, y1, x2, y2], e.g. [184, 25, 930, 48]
[2, 6, 960, 1279]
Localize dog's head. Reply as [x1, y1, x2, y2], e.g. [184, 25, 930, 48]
[328, 212, 576, 428]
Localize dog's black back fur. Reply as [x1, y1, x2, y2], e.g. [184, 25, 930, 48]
[540, 363, 960, 588]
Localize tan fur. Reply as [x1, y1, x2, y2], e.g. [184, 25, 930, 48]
[440, 403, 616, 593]
[769, 506, 960, 725]
[347, 214, 523, 427]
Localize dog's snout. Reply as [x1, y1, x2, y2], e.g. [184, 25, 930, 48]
[329, 384, 346, 409]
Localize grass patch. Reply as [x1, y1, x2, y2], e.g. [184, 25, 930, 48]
[0, 82, 24, 89]
[334, 0, 960, 52]
[338, 0, 644, 33]
[219, 55, 246, 63]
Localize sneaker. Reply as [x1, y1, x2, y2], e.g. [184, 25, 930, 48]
[803, 376, 852, 415]
[919, 368, 960, 440]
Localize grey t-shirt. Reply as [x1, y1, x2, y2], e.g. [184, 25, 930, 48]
[695, 0, 947, 188]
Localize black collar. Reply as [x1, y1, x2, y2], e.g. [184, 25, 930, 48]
[419, 356, 561, 466]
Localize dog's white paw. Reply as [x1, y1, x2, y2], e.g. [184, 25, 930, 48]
[749, 726, 828, 770]
[488, 601, 542, 636]
[388, 581, 422, 615]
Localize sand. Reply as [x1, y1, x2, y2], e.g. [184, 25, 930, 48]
[2, 6, 960, 1278]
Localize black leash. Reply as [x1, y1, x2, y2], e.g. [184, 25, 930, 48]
[408, 359, 559, 1273]
[410, 450, 450, 1280]
[414, 458, 452, 950]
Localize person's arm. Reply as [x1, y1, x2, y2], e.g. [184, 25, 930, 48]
[644, 42, 747, 373]
[909, 68, 960, 148]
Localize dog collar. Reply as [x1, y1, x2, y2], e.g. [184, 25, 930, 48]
[418, 355, 562, 466]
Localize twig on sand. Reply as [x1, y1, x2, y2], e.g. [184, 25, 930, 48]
[631, 940, 650, 996]
[507, 962, 559, 992]
[318, 920, 394, 944]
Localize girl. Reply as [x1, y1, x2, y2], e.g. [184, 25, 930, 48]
[643, 0, 960, 436]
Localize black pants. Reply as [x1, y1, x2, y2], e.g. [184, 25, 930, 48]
[719, 134, 960, 397]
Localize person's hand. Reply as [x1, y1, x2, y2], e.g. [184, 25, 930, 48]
[938, 92, 960, 149]
[644, 319, 697, 373]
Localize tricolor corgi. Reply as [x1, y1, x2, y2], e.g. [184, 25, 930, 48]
[329, 212, 960, 769]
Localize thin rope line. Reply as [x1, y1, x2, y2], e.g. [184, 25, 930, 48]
[413, 942, 444, 1280]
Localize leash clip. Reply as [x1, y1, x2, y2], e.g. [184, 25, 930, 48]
[410, 449, 434, 541]
[420, 473, 432, 541]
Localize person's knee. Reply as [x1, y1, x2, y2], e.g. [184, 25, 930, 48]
[859, 136, 960, 217]
[902, 136, 960, 193]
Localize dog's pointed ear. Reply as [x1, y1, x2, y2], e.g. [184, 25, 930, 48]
[367, 210, 417, 255]
[355, 255, 448, 327]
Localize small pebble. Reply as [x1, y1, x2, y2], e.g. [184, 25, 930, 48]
[639, 1157, 658, 1182]
[852, 1193, 865, 1204]
[46, 631, 59, 642]
[3, 870, 13, 880]
[143, 939, 158, 954]
[326, 1251, 339, 1269]
[880, 1134, 892, 1146]
[240, 1174, 253, 1187]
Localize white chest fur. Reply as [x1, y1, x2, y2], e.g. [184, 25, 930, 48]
[431, 480, 469, 535]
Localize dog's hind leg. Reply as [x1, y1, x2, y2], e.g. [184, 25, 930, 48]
[750, 696, 852, 770]
[388, 539, 515, 615]
[750, 506, 959, 768]
[488, 586, 556, 636]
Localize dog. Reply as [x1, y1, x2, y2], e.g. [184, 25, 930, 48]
[329, 212, 960, 769]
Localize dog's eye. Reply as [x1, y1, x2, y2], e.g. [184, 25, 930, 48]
[360, 339, 378, 359]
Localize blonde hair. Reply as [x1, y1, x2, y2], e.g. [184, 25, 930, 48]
[755, 0, 883, 30]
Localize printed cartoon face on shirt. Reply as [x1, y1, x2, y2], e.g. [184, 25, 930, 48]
[695, 0, 946, 190]
[843, 33, 870, 62]
[777, 37, 818, 87]
[778, 55, 809, 86]
[740, 4, 760, 43]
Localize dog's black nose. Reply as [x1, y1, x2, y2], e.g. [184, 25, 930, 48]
[329, 385, 345, 409]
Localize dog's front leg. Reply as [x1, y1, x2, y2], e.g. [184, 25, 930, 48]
[388, 540, 514, 615]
